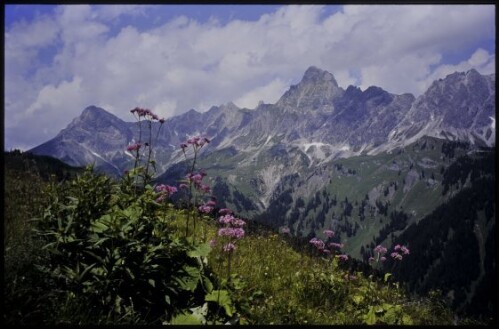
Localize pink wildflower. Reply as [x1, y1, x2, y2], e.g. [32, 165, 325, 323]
[219, 208, 233, 215]
[156, 184, 177, 195]
[328, 242, 344, 249]
[374, 245, 388, 254]
[209, 239, 217, 247]
[338, 254, 349, 261]
[369, 257, 375, 263]
[401, 246, 410, 255]
[223, 243, 236, 252]
[322, 249, 331, 255]
[394, 244, 401, 251]
[127, 143, 141, 152]
[219, 215, 234, 225]
[232, 219, 246, 227]
[218, 227, 245, 239]
[380, 256, 387, 262]
[179, 183, 188, 189]
[309, 237, 325, 250]
[198, 204, 213, 214]
[281, 227, 291, 234]
[391, 252, 403, 260]
[180, 143, 188, 149]
[323, 229, 335, 238]
[206, 200, 217, 207]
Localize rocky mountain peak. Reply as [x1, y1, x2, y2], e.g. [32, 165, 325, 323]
[301, 66, 339, 87]
[276, 66, 344, 112]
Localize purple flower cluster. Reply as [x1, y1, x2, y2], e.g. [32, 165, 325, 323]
[309, 237, 325, 250]
[310, 236, 349, 262]
[391, 244, 410, 261]
[214, 210, 246, 253]
[198, 199, 216, 214]
[218, 227, 245, 239]
[130, 107, 165, 123]
[127, 143, 142, 152]
[369, 243, 410, 265]
[181, 135, 211, 149]
[328, 242, 344, 249]
[280, 227, 291, 235]
[223, 243, 236, 252]
[374, 245, 388, 255]
[323, 229, 335, 238]
[155, 184, 177, 203]
[337, 254, 349, 261]
[186, 171, 211, 194]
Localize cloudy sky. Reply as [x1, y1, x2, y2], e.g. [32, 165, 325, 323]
[4, 4, 495, 151]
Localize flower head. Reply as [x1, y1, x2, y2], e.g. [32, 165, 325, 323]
[198, 204, 214, 214]
[337, 254, 349, 261]
[309, 237, 325, 250]
[401, 246, 410, 255]
[328, 242, 344, 249]
[219, 208, 233, 215]
[223, 243, 236, 252]
[323, 229, 335, 238]
[391, 252, 403, 260]
[127, 143, 141, 152]
[281, 227, 291, 234]
[374, 245, 388, 255]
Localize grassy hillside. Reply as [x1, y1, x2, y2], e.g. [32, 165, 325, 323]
[5, 149, 485, 325]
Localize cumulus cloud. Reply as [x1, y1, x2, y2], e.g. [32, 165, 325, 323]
[4, 4, 495, 150]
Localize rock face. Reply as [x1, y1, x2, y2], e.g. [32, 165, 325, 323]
[388, 69, 495, 150]
[30, 67, 495, 178]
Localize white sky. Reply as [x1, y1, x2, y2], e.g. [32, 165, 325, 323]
[4, 4, 495, 150]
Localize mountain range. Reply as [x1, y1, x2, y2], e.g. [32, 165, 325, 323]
[30, 66, 495, 178]
[29, 66, 496, 319]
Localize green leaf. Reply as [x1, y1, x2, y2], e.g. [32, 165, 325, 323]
[384, 273, 392, 283]
[352, 295, 364, 305]
[205, 290, 233, 317]
[170, 312, 203, 325]
[148, 279, 156, 288]
[402, 314, 413, 325]
[187, 242, 212, 258]
[203, 276, 214, 293]
[176, 266, 200, 292]
[90, 221, 109, 233]
[189, 303, 208, 324]
[364, 306, 377, 325]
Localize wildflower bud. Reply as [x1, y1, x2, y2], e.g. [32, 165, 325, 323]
[338, 254, 349, 261]
[219, 208, 233, 215]
[323, 229, 335, 238]
[223, 243, 236, 252]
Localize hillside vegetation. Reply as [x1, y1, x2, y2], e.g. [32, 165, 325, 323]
[3, 147, 485, 325]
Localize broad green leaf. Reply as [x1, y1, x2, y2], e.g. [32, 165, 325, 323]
[402, 314, 413, 325]
[384, 273, 392, 283]
[170, 312, 203, 325]
[364, 306, 377, 325]
[176, 266, 200, 292]
[203, 276, 214, 293]
[91, 221, 109, 233]
[352, 295, 364, 305]
[187, 243, 212, 258]
[148, 279, 156, 288]
[205, 290, 233, 317]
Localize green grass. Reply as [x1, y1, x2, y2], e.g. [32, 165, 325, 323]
[4, 149, 484, 325]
